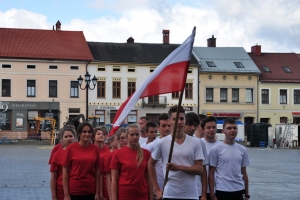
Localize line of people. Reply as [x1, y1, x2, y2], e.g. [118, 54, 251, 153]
[49, 105, 250, 200]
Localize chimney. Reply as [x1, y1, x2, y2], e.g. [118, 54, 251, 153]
[127, 37, 134, 43]
[55, 20, 61, 31]
[162, 30, 170, 44]
[207, 35, 216, 47]
[251, 45, 261, 56]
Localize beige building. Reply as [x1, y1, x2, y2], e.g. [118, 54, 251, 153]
[193, 37, 261, 138]
[0, 22, 93, 139]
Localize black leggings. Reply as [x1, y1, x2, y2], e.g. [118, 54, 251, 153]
[216, 189, 246, 200]
[70, 193, 95, 200]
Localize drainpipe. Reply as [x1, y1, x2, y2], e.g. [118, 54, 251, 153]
[257, 74, 259, 123]
[197, 66, 200, 115]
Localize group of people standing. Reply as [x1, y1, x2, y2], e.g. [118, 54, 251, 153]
[49, 105, 250, 200]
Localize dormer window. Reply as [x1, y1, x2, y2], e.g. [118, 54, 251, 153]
[206, 61, 216, 67]
[282, 66, 292, 73]
[234, 62, 244, 68]
[262, 66, 271, 72]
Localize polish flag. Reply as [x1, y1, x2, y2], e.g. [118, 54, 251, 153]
[109, 27, 196, 136]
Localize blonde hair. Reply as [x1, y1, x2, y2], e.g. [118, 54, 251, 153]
[126, 123, 143, 168]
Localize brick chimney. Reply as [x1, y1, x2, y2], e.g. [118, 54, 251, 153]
[207, 35, 216, 47]
[127, 37, 134, 43]
[162, 30, 170, 44]
[55, 20, 61, 31]
[251, 45, 261, 56]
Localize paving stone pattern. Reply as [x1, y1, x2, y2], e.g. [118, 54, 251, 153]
[0, 143, 299, 200]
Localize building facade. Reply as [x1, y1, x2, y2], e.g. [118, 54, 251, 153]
[86, 31, 199, 126]
[0, 22, 93, 139]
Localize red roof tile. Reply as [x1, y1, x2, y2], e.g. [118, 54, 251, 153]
[0, 28, 93, 61]
[248, 52, 300, 83]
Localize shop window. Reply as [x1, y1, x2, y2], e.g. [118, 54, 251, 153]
[0, 110, 11, 130]
[2, 79, 11, 97]
[232, 88, 239, 102]
[70, 81, 79, 97]
[220, 88, 227, 102]
[95, 110, 105, 126]
[49, 80, 57, 97]
[128, 82, 136, 97]
[185, 83, 193, 99]
[262, 89, 269, 104]
[280, 117, 287, 123]
[206, 88, 213, 102]
[97, 81, 106, 98]
[27, 80, 36, 97]
[127, 110, 137, 124]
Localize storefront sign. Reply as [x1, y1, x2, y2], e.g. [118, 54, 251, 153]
[213, 112, 241, 117]
[292, 112, 300, 117]
[98, 106, 120, 110]
[11, 103, 37, 108]
[183, 106, 193, 111]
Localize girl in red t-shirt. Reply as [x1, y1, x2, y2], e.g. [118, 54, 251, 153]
[110, 124, 152, 200]
[117, 128, 127, 148]
[50, 127, 76, 200]
[94, 126, 110, 200]
[62, 122, 100, 200]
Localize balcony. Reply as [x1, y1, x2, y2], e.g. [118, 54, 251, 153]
[142, 95, 167, 108]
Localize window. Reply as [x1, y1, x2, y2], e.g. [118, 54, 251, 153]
[261, 89, 269, 104]
[0, 110, 11, 130]
[188, 68, 193, 73]
[294, 90, 300, 104]
[220, 88, 227, 102]
[172, 92, 180, 99]
[97, 66, 105, 71]
[70, 81, 79, 97]
[128, 66, 135, 72]
[282, 66, 292, 73]
[113, 66, 121, 72]
[148, 95, 159, 103]
[49, 65, 58, 69]
[234, 62, 244, 68]
[280, 89, 287, 104]
[113, 81, 121, 98]
[262, 66, 271, 72]
[206, 88, 213, 102]
[49, 80, 57, 97]
[97, 81, 105, 98]
[27, 65, 36, 69]
[150, 67, 156, 73]
[246, 88, 253, 103]
[185, 83, 193, 99]
[206, 61, 216, 67]
[2, 79, 11, 97]
[232, 88, 239, 102]
[70, 66, 79, 70]
[2, 64, 11, 69]
[27, 80, 36, 97]
[128, 82, 136, 97]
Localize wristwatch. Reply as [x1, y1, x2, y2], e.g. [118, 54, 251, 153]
[245, 194, 250, 199]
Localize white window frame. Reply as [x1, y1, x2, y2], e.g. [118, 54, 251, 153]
[278, 88, 289, 105]
[292, 88, 300, 105]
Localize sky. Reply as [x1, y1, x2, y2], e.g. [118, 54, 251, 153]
[1, 0, 300, 53]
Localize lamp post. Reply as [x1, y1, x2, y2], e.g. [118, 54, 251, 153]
[77, 72, 97, 120]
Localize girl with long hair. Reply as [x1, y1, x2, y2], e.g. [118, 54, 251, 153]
[50, 127, 76, 200]
[62, 122, 100, 200]
[110, 123, 152, 200]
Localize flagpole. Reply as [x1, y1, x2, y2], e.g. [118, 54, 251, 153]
[162, 71, 188, 192]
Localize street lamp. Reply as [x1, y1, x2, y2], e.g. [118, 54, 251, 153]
[77, 72, 97, 120]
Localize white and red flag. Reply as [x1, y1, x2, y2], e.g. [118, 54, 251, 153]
[109, 27, 196, 136]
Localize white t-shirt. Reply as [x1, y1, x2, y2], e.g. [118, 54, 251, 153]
[193, 135, 208, 197]
[142, 138, 164, 190]
[201, 138, 220, 193]
[152, 134, 204, 199]
[208, 142, 250, 192]
[139, 136, 148, 145]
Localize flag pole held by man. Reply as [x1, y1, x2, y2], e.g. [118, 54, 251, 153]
[109, 26, 197, 137]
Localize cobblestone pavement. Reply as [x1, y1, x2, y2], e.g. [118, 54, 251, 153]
[0, 142, 299, 200]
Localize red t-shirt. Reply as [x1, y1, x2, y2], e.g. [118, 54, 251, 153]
[110, 146, 150, 200]
[98, 145, 110, 155]
[100, 150, 113, 173]
[50, 148, 66, 186]
[48, 143, 63, 164]
[62, 142, 100, 195]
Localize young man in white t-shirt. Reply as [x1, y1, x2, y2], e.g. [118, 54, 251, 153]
[148, 106, 204, 200]
[141, 121, 158, 148]
[200, 116, 220, 200]
[208, 118, 250, 200]
[138, 116, 149, 145]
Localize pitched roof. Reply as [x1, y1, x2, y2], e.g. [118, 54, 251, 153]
[193, 47, 261, 74]
[87, 42, 198, 65]
[248, 53, 300, 83]
[0, 28, 93, 61]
